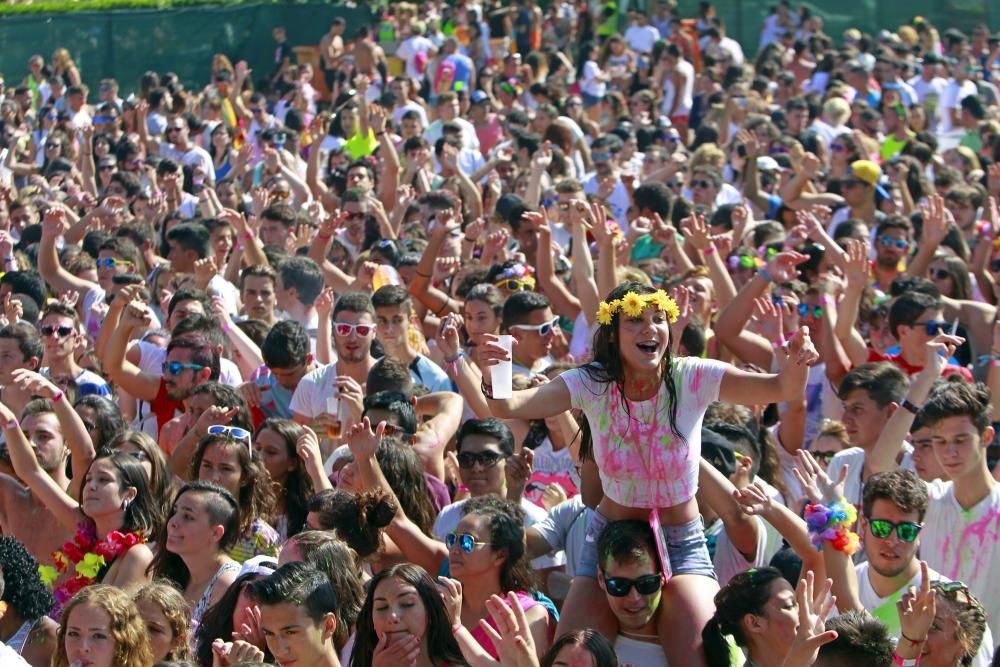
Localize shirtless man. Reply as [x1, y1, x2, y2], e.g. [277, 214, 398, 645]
[352, 25, 386, 102]
[319, 18, 346, 101]
[0, 400, 73, 565]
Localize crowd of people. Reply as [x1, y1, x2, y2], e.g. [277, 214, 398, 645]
[0, 0, 998, 665]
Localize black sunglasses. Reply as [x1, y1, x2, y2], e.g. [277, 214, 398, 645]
[601, 571, 663, 597]
[456, 450, 506, 469]
[40, 325, 74, 338]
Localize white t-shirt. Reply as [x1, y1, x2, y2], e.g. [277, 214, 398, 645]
[614, 635, 669, 667]
[161, 143, 214, 181]
[432, 496, 565, 570]
[397, 36, 435, 81]
[581, 60, 606, 98]
[908, 75, 947, 106]
[661, 60, 694, 117]
[937, 79, 978, 136]
[856, 561, 995, 667]
[530, 495, 588, 577]
[827, 446, 916, 509]
[624, 24, 660, 54]
[921, 480, 1000, 640]
[582, 173, 630, 230]
[289, 362, 339, 419]
[707, 502, 783, 587]
[208, 274, 240, 316]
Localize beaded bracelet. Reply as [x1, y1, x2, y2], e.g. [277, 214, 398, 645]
[804, 498, 860, 555]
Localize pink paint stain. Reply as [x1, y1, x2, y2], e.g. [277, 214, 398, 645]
[941, 506, 1000, 581]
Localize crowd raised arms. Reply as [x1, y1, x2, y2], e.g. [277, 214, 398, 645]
[0, 2, 998, 666]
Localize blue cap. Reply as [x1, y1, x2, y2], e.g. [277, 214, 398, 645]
[470, 90, 489, 105]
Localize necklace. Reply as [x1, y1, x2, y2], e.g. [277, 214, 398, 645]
[619, 629, 659, 640]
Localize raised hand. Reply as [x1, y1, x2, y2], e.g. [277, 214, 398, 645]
[923, 332, 962, 377]
[345, 416, 385, 461]
[842, 239, 871, 289]
[781, 571, 838, 667]
[477, 333, 515, 369]
[733, 481, 774, 516]
[764, 250, 809, 283]
[918, 194, 953, 247]
[436, 313, 463, 358]
[751, 296, 785, 344]
[10, 369, 62, 399]
[479, 592, 541, 667]
[785, 325, 819, 367]
[793, 449, 847, 505]
[315, 287, 335, 318]
[896, 561, 935, 646]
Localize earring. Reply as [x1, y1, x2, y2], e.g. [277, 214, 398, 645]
[121, 498, 131, 512]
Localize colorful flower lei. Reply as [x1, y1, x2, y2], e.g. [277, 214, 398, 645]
[804, 499, 860, 555]
[596, 289, 680, 326]
[38, 523, 147, 608]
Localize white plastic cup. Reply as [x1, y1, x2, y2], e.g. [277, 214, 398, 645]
[490, 335, 514, 399]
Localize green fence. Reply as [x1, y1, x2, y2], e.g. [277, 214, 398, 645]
[0, 0, 993, 96]
[0, 2, 374, 94]
[672, 0, 994, 57]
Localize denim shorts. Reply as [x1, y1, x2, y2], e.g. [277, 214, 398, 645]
[578, 512, 716, 580]
[581, 91, 603, 109]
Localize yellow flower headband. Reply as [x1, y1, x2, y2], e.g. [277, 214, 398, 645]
[596, 290, 680, 326]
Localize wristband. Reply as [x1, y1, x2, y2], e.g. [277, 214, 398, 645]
[900, 631, 926, 645]
[416, 271, 432, 279]
[2, 256, 12, 262]
[772, 337, 787, 349]
[893, 653, 919, 667]
[702, 244, 716, 256]
[804, 498, 860, 555]
[759, 267, 774, 282]
[52, 391, 64, 404]
[481, 377, 495, 400]
[242, 230, 256, 241]
[443, 351, 465, 364]
[0, 417, 17, 430]
[992, 359, 1000, 368]
[818, 296, 834, 306]
[900, 398, 921, 415]
[315, 234, 331, 242]
[452, 622, 464, 634]
[375, 131, 385, 137]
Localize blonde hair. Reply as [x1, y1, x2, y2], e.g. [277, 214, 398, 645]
[133, 581, 192, 662]
[53, 585, 154, 667]
[690, 144, 726, 172]
[822, 97, 851, 126]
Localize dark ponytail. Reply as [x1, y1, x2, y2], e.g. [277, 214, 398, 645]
[702, 567, 785, 666]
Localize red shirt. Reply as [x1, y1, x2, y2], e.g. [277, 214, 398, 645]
[866, 348, 973, 382]
[151, 378, 185, 439]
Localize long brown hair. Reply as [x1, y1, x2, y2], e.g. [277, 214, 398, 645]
[583, 282, 682, 438]
[191, 434, 276, 534]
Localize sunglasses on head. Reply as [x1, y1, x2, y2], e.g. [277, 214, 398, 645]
[798, 304, 822, 318]
[456, 450, 507, 469]
[866, 517, 922, 542]
[878, 235, 909, 250]
[601, 571, 663, 597]
[496, 279, 534, 292]
[446, 532, 491, 553]
[162, 361, 205, 376]
[510, 316, 560, 336]
[334, 322, 375, 337]
[207, 424, 252, 456]
[97, 257, 133, 269]
[40, 324, 74, 338]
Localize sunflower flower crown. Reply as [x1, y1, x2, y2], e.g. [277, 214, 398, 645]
[596, 290, 680, 326]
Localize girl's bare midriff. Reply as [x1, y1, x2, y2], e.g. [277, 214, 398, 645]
[598, 495, 699, 526]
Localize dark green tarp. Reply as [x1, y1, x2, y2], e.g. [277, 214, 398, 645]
[0, 3, 374, 93]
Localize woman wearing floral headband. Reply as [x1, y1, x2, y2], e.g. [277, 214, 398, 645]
[478, 271, 818, 666]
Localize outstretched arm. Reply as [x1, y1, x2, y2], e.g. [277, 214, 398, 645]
[0, 398, 82, 532]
